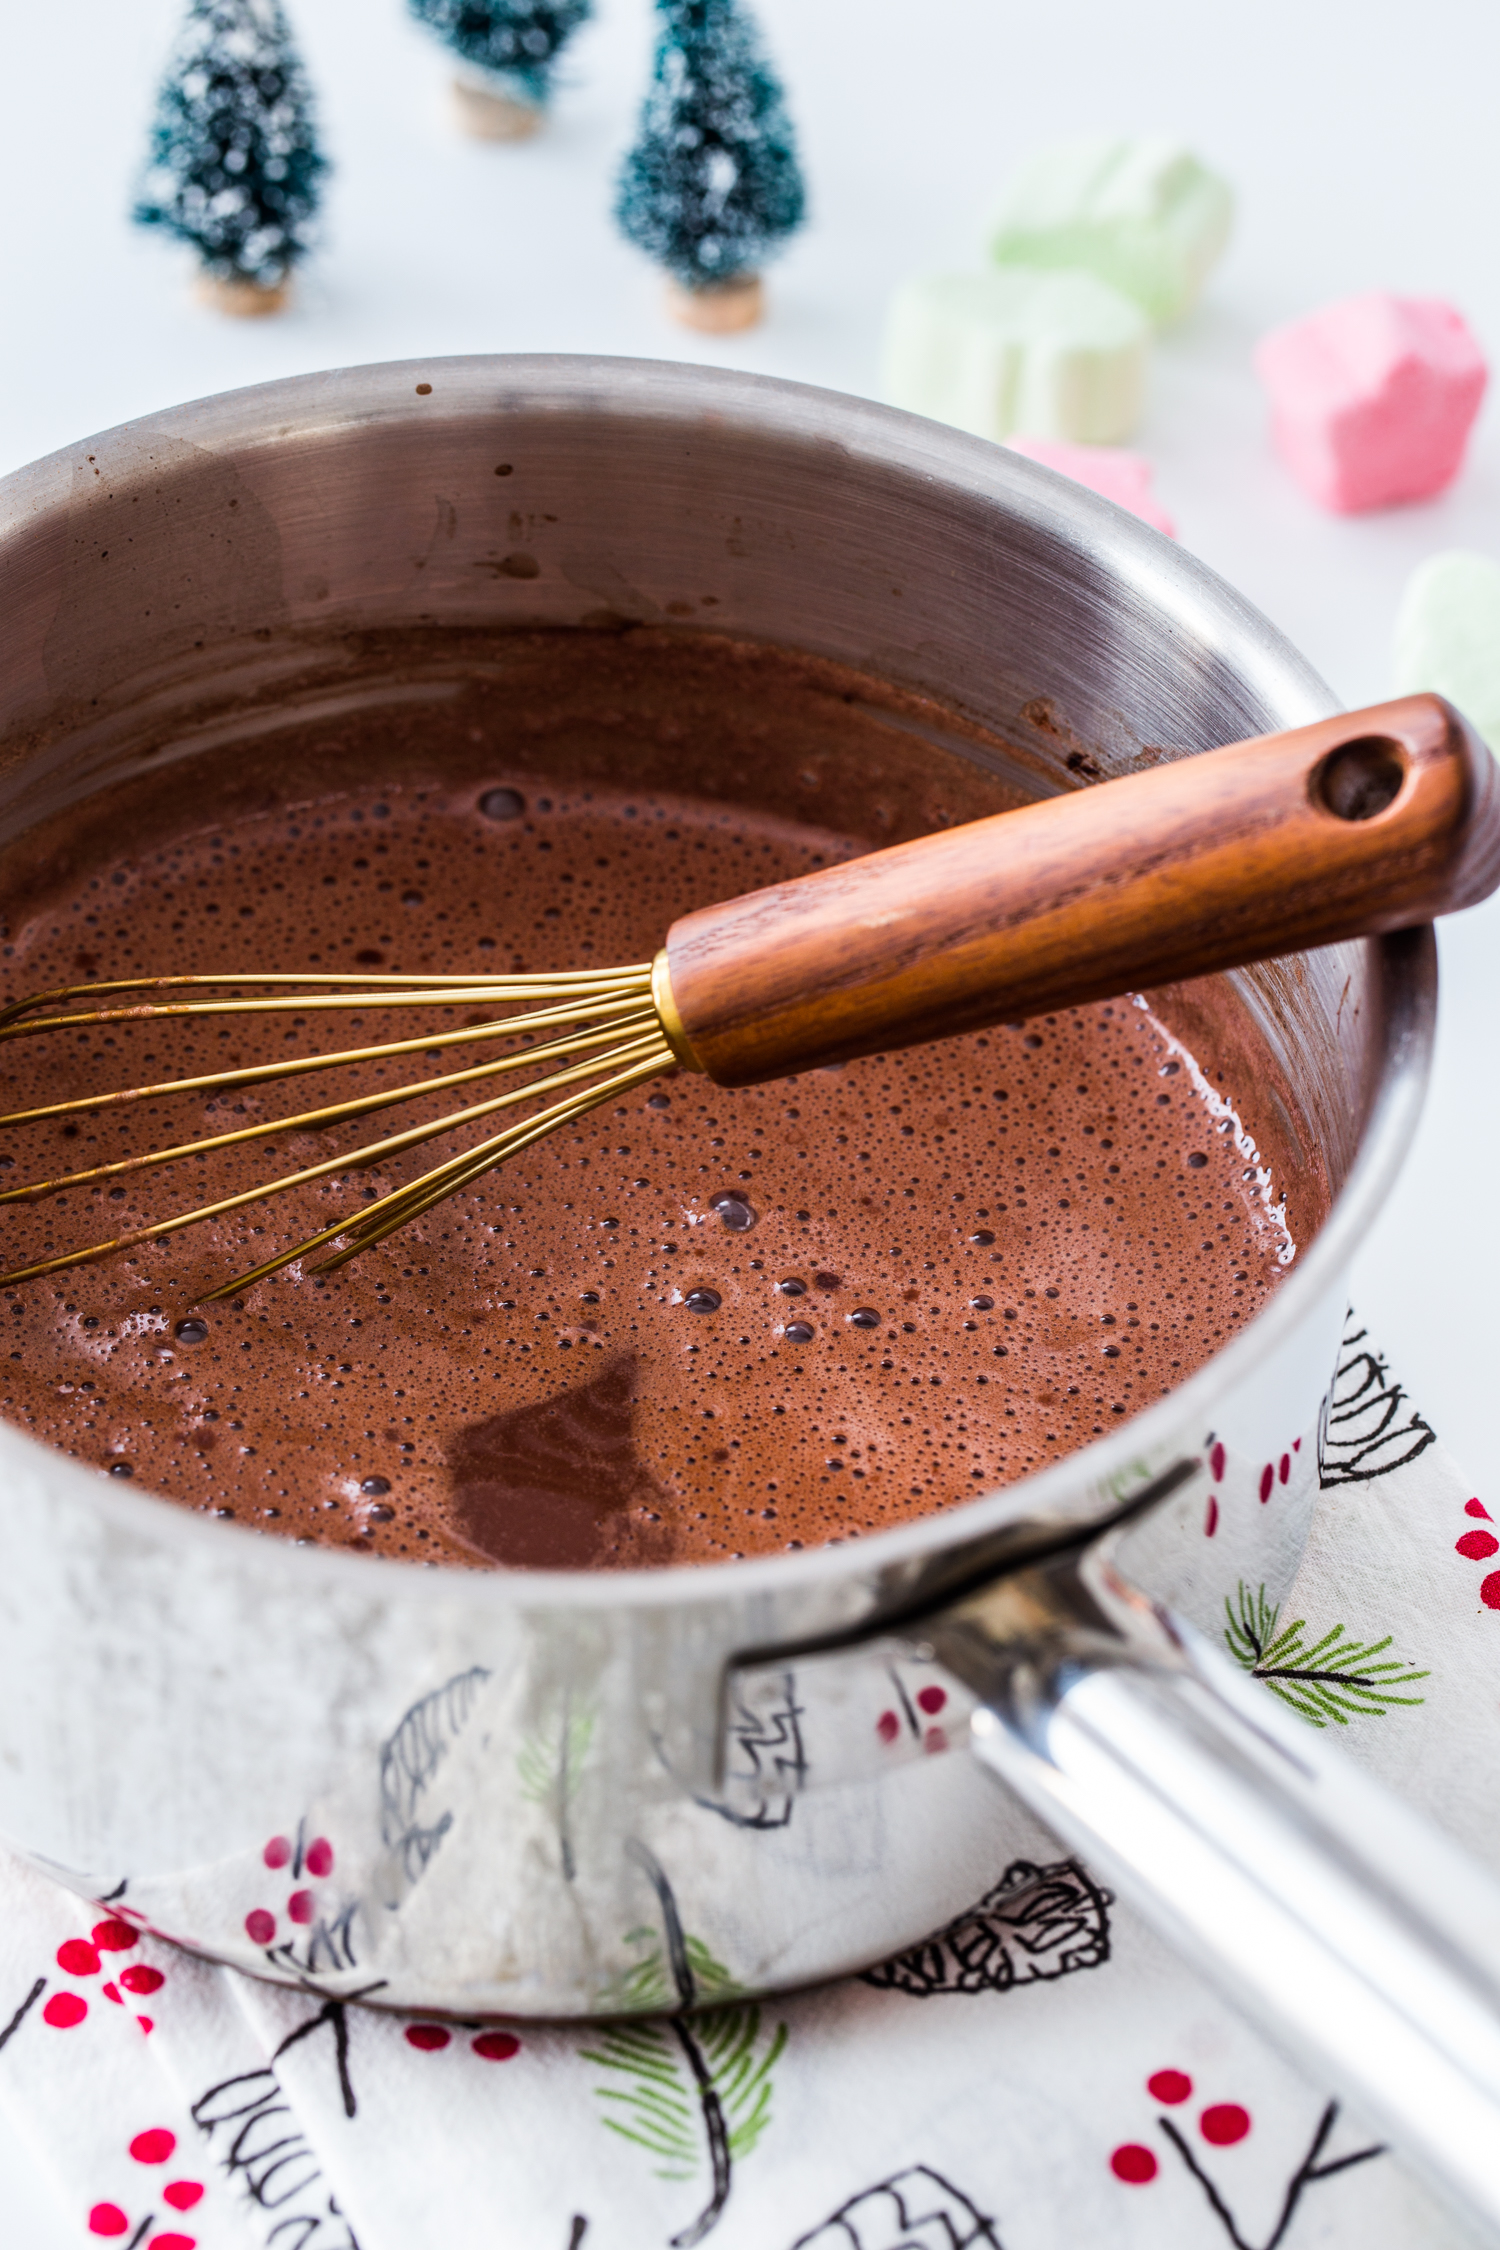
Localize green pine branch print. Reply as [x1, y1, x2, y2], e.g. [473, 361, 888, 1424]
[1224, 1580, 1429, 1727]
[516, 1701, 595, 1806]
[581, 1926, 786, 2239]
[516, 1691, 596, 1882]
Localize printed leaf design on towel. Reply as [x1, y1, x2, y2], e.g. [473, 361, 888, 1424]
[862, 1857, 1110, 1996]
[192, 2056, 358, 2245]
[517, 1689, 596, 1882]
[788, 2162, 1001, 2248]
[1224, 1581, 1428, 1726]
[581, 1846, 787, 2246]
[378, 1663, 492, 1891]
[703, 1669, 806, 1829]
[1109, 2068, 1383, 2250]
[1318, 1319, 1434, 1487]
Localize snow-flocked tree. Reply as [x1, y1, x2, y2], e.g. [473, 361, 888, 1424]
[134, 0, 326, 308]
[615, 0, 804, 329]
[409, 0, 592, 138]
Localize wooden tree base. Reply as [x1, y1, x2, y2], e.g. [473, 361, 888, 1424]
[193, 272, 289, 318]
[664, 275, 764, 334]
[452, 77, 543, 141]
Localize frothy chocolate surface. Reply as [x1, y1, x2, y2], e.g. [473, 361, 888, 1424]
[0, 632, 1301, 1567]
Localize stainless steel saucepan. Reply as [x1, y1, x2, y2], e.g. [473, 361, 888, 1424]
[1, 359, 1498, 2235]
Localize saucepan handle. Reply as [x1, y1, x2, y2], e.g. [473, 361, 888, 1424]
[926, 1553, 1500, 2239]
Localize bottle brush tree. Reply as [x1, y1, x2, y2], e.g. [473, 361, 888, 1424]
[408, 0, 593, 141]
[134, 0, 326, 316]
[616, 0, 805, 333]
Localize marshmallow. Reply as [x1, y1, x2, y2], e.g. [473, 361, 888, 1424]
[988, 135, 1233, 329]
[1005, 435, 1175, 535]
[1254, 293, 1487, 514]
[881, 269, 1149, 446]
[1393, 550, 1500, 750]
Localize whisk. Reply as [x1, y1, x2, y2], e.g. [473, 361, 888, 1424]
[2, 694, 1496, 1300]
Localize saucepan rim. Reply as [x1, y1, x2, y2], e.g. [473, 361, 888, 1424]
[0, 355, 1437, 1615]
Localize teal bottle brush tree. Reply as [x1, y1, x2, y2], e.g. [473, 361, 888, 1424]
[408, 0, 593, 142]
[133, 0, 326, 317]
[616, 0, 805, 333]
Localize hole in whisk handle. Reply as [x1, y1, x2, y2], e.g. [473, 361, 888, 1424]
[1313, 735, 1408, 822]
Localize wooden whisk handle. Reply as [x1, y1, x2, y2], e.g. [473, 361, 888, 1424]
[658, 695, 1500, 1087]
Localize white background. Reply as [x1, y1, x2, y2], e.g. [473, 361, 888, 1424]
[0, 0, 1496, 1490]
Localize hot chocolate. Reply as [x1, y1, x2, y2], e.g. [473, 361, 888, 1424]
[0, 631, 1310, 1567]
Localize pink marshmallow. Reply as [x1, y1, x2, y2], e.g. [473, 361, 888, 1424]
[1005, 435, 1176, 535]
[1254, 292, 1487, 514]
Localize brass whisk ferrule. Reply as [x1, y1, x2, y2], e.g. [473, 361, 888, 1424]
[649, 948, 706, 1075]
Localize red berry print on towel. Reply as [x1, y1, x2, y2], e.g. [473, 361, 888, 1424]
[472, 2030, 521, 2061]
[87, 2132, 199, 2250]
[245, 1827, 345, 1970]
[38, 1913, 162, 2032]
[405, 2023, 451, 2050]
[1203, 1437, 1222, 1535]
[1450, 1500, 1500, 1607]
[1106, 2070, 1384, 2241]
[1200, 2103, 1251, 2145]
[874, 1667, 955, 1752]
[1259, 1463, 1274, 1502]
[1110, 2143, 1158, 2183]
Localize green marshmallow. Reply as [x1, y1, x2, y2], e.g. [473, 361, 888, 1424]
[881, 267, 1150, 446]
[989, 135, 1233, 330]
[1393, 551, 1500, 752]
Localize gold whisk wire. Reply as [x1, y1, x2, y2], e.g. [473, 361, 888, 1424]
[0, 966, 673, 1295]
